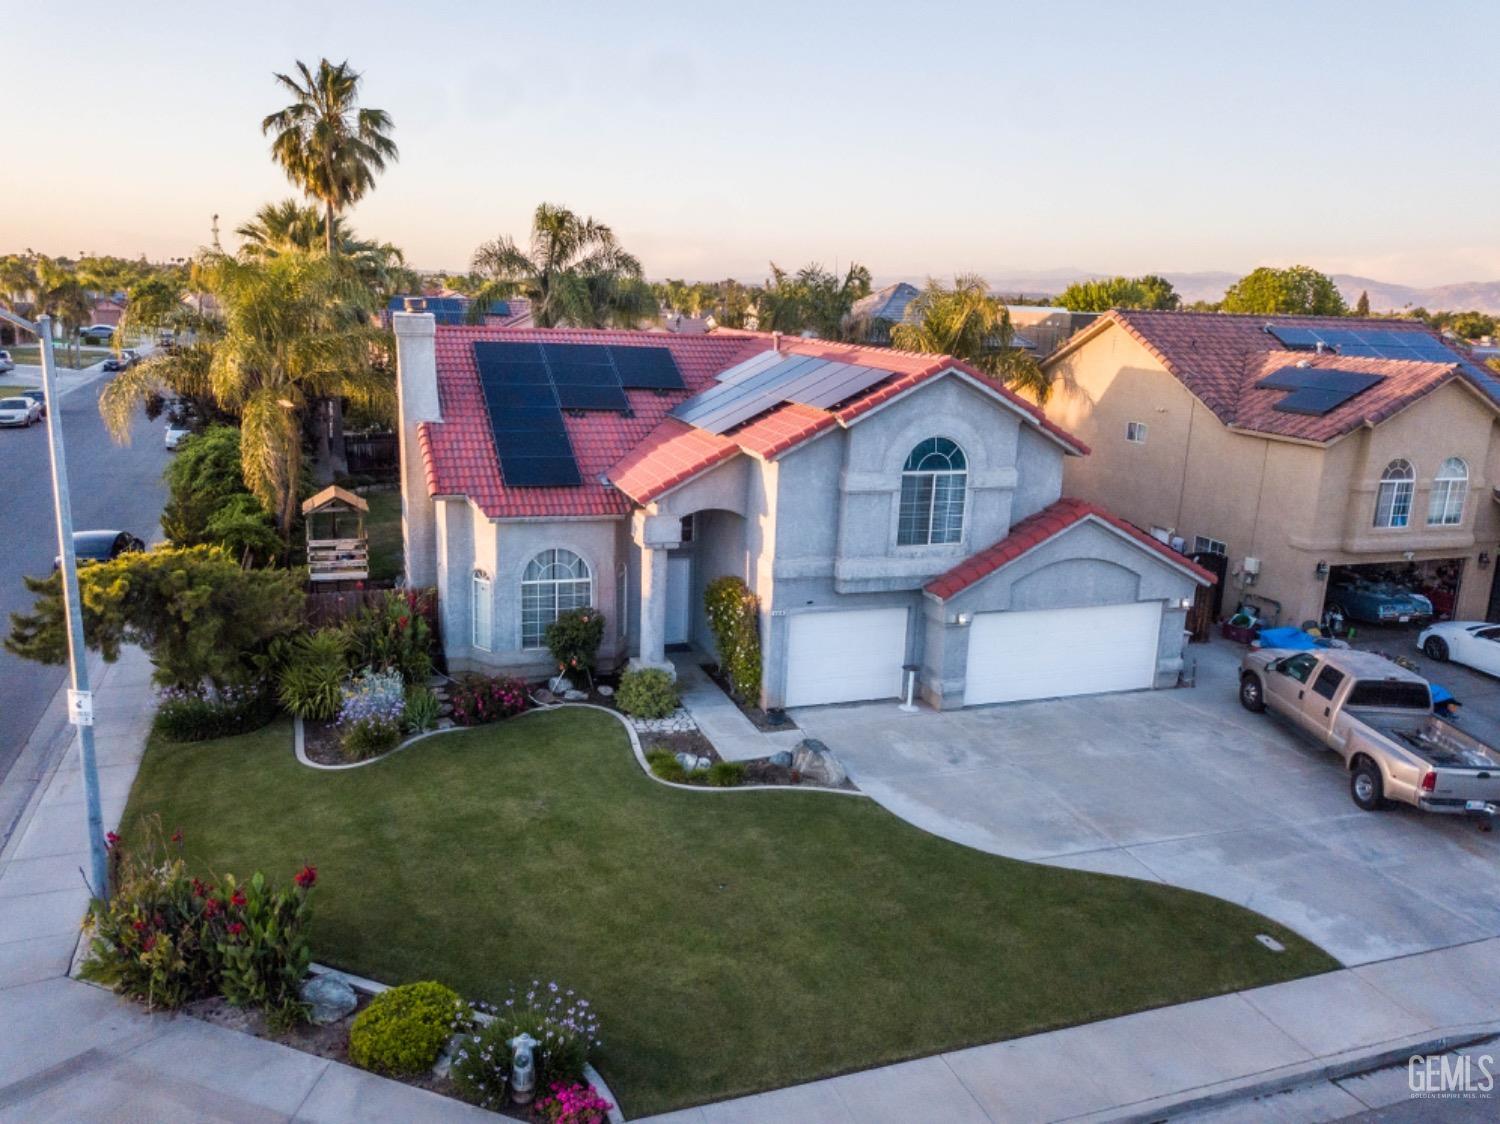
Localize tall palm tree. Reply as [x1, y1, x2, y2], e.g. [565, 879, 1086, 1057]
[236, 198, 417, 303]
[467, 203, 657, 328]
[31, 257, 94, 364]
[101, 251, 391, 538]
[261, 59, 398, 257]
[890, 275, 1051, 402]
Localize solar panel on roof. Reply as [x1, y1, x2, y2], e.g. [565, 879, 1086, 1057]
[1256, 366, 1384, 416]
[610, 346, 684, 389]
[482, 382, 555, 410]
[541, 342, 614, 366]
[1265, 325, 1320, 349]
[547, 361, 620, 386]
[554, 383, 630, 411]
[497, 456, 582, 487]
[476, 341, 546, 365]
[1275, 388, 1358, 415]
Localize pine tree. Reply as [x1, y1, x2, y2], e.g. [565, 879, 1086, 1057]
[1355, 290, 1370, 317]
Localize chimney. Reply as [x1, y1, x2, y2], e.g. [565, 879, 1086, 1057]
[392, 311, 440, 587]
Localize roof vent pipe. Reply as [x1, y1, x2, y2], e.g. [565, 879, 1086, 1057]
[1314, 340, 1327, 355]
[771, 331, 781, 354]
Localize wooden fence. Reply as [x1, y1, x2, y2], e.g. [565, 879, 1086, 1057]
[345, 431, 399, 479]
[304, 586, 441, 635]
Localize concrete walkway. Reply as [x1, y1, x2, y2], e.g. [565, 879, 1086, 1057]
[0, 647, 495, 1122]
[670, 656, 802, 763]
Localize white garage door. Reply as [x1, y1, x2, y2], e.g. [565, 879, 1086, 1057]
[784, 608, 908, 708]
[963, 601, 1161, 707]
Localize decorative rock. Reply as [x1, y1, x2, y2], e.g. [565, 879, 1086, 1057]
[791, 739, 847, 786]
[675, 751, 711, 773]
[437, 704, 453, 717]
[301, 974, 357, 1025]
[596, 685, 615, 698]
[426, 674, 448, 689]
[563, 689, 589, 701]
[769, 750, 793, 768]
[437, 718, 455, 730]
[549, 674, 574, 694]
[534, 688, 556, 705]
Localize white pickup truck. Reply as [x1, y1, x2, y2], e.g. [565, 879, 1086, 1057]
[1239, 647, 1500, 828]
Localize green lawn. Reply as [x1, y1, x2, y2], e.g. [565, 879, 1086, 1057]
[121, 711, 1335, 1116]
[6, 345, 113, 369]
[363, 490, 402, 583]
[0, 385, 25, 398]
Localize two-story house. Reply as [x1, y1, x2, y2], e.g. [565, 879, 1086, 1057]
[394, 311, 1211, 710]
[1040, 310, 1500, 627]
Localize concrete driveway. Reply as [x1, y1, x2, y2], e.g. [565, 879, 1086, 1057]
[790, 637, 1500, 967]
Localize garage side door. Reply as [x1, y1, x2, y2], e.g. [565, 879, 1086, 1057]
[963, 601, 1161, 707]
[784, 608, 908, 708]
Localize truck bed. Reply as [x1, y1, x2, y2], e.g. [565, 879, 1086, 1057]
[1355, 711, 1500, 770]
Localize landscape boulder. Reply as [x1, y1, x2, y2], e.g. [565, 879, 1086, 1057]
[791, 739, 846, 786]
[301, 974, 358, 1025]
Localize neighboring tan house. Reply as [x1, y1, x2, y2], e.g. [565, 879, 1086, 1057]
[1040, 310, 1500, 627]
[394, 313, 1212, 710]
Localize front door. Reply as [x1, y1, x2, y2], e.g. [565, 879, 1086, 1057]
[666, 555, 693, 646]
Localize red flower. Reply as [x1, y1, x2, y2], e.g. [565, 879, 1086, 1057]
[230, 888, 246, 907]
[143, 935, 157, 952]
[226, 922, 244, 936]
[294, 864, 317, 889]
[398, 615, 410, 629]
[171, 829, 184, 844]
[203, 898, 222, 919]
[132, 919, 147, 932]
[105, 831, 120, 849]
[191, 878, 208, 897]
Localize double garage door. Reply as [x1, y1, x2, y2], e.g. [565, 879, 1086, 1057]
[782, 601, 1161, 709]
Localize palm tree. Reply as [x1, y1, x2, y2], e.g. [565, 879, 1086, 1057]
[31, 257, 93, 364]
[261, 59, 398, 257]
[754, 262, 871, 337]
[101, 251, 391, 538]
[468, 203, 657, 328]
[890, 275, 1051, 402]
[236, 198, 417, 303]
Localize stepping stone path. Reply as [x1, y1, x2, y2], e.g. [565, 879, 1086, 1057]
[629, 707, 698, 734]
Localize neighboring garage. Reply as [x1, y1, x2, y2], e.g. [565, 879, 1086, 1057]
[782, 607, 908, 707]
[963, 601, 1161, 706]
[916, 499, 1216, 710]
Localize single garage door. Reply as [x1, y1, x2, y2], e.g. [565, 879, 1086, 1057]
[784, 608, 908, 708]
[963, 601, 1161, 706]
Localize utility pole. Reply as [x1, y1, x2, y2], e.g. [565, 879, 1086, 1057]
[0, 309, 109, 898]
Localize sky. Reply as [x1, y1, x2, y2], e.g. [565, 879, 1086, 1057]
[3, 0, 1498, 286]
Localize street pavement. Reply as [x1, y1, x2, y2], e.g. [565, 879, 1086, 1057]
[0, 365, 168, 851]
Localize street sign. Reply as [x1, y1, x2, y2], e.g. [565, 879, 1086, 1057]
[67, 689, 94, 727]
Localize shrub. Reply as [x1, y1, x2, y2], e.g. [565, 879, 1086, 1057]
[348, 981, 471, 1076]
[544, 608, 604, 681]
[449, 674, 528, 726]
[472, 980, 601, 1089]
[346, 590, 434, 684]
[707, 760, 746, 787]
[450, 1018, 512, 1110]
[211, 870, 315, 1031]
[156, 681, 275, 741]
[616, 667, 677, 718]
[704, 576, 761, 701]
[646, 748, 687, 783]
[403, 685, 440, 734]
[338, 668, 405, 760]
[278, 629, 348, 720]
[535, 1081, 615, 1124]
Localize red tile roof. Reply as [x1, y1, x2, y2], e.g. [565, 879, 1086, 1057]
[1053, 310, 1495, 443]
[418, 327, 1090, 517]
[925, 497, 1216, 600]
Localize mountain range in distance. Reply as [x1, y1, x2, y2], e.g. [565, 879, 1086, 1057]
[961, 269, 1500, 315]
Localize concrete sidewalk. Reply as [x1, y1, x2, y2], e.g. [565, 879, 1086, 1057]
[670, 656, 802, 763]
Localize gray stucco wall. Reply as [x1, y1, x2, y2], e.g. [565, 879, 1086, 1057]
[918, 519, 1198, 707]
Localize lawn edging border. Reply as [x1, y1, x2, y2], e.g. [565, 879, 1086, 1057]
[294, 704, 869, 799]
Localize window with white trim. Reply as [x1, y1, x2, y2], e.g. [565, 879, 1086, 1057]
[1126, 421, 1148, 444]
[1193, 535, 1227, 556]
[471, 570, 493, 651]
[897, 437, 967, 546]
[1426, 457, 1468, 526]
[1374, 459, 1414, 528]
[679, 514, 695, 543]
[521, 549, 592, 648]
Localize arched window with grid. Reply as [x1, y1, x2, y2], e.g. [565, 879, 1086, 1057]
[521, 549, 592, 648]
[1427, 457, 1468, 526]
[898, 438, 968, 546]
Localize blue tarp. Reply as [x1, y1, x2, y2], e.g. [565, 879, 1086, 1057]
[1257, 626, 1321, 651]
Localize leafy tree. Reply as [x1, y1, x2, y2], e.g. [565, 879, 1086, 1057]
[1221, 265, 1347, 316]
[1355, 290, 1370, 316]
[1056, 274, 1179, 312]
[262, 59, 398, 258]
[1445, 310, 1496, 339]
[5, 546, 304, 688]
[161, 426, 279, 565]
[755, 262, 871, 337]
[100, 251, 390, 536]
[467, 203, 656, 329]
[890, 275, 1051, 402]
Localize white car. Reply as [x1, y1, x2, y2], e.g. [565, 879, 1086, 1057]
[164, 422, 192, 449]
[1417, 620, 1500, 677]
[0, 349, 14, 374]
[0, 395, 43, 427]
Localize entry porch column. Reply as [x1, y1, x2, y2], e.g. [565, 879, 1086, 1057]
[630, 511, 682, 678]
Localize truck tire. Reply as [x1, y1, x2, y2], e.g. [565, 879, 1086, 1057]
[1350, 758, 1387, 811]
[1239, 673, 1266, 713]
[1423, 636, 1449, 661]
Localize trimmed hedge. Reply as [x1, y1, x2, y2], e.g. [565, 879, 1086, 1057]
[704, 576, 761, 702]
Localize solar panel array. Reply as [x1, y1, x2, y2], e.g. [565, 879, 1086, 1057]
[473, 342, 685, 487]
[671, 354, 895, 434]
[1255, 366, 1385, 416]
[1264, 324, 1457, 362]
[387, 296, 510, 324]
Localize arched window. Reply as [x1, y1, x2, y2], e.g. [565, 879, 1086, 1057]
[1427, 457, 1468, 527]
[472, 570, 493, 651]
[521, 549, 592, 648]
[898, 437, 967, 546]
[1374, 459, 1415, 529]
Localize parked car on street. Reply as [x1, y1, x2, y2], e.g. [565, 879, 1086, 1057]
[1239, 647, 1500, 825]
[0, 349, 14, 373]
[101, 356, 126, 371]
[164, 422, 192, 449]
[18, 389, 46, 417]
[121, 348, 141, 365]
[1417, 620, 1500, 677]
[54, 530, 146, 570]
[0, 395, 43, 427]
[1326, 576, 1433, 625]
